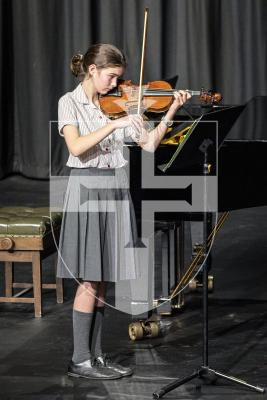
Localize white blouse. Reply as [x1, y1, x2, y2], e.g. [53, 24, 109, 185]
[58, 83, 134, 169]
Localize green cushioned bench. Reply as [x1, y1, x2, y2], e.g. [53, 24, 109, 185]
[0, 207, 63, 317]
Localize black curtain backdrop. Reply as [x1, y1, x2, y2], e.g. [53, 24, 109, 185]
[0, 0, 267, 179]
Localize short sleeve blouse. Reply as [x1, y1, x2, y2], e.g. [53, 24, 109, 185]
[58, 83, 134, 169]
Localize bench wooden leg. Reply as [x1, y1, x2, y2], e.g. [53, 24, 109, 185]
[5, 262, 13, 297]
[56, 277, 64, 303]
[54, 254, 64, 303]
[32, 252, 42, 317]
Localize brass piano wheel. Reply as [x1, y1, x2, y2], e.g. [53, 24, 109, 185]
[129, 321, 144, 341]
[189, 275, 214, 292]
[149, 321, 159, 337]
[128, 320, 159, 341]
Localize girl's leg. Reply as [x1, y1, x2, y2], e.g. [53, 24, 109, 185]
[72, 280, 98, 363]
[74, 280, 98, 312]
[91, 282, 106, 358]
[92, 282, 133, 376]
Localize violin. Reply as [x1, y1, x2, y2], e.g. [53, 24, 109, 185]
[99, 79, 222, 118]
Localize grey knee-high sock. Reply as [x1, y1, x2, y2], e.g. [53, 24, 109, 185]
[90, 307, 105, 358]
[72, 309, 93, 364]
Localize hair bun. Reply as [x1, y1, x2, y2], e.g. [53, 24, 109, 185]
[70, 53, 84, 77]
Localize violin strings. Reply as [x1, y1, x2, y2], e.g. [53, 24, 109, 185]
[108, 87, 201, 95]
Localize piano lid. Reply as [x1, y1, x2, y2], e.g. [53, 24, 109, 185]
[174, 96, 267, 141]
[226, 96, 267, 141]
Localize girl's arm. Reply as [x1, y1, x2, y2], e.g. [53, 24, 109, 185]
[136, 90, 191, 153]
[62, 116, 143, 157]
[62, 123, 115, 157]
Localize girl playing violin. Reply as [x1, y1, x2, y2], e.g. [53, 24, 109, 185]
[57, 43, 191, 380]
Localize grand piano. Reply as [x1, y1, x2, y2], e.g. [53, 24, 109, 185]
[125, 96, 267, 319]
[127, 95, 267, 214]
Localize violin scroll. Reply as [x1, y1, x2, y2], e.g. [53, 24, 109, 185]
[200, 88, 222, 104]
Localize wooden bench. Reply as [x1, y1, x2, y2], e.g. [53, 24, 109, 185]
[0, 207, 63, 317]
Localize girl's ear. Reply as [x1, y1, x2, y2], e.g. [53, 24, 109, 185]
[88, 64, 97, 76]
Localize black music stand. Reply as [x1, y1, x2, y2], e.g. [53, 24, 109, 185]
[153, 105, 265, 398]
[158, 104, 246, 172]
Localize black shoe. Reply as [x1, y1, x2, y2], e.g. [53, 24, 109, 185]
[67, 359, 122, 380]
[95, 354, 133, 377]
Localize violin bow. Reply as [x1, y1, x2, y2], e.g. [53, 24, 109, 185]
[137, 7, 149, 115]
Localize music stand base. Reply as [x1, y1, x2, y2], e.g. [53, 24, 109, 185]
[152, 366, 265, 399]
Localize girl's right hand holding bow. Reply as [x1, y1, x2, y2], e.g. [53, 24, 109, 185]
[112, 114, 144, 136]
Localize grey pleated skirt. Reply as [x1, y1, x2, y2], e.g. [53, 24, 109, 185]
[57, 167, 139, 282]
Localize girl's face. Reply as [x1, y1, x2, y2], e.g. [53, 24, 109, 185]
[90, 65, 124, 94]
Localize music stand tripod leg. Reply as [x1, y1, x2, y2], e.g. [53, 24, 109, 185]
[152, 371, 199, 399]
[152, 149, 265, 399]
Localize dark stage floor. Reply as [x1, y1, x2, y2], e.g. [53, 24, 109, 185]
[0, 175, 267, 400]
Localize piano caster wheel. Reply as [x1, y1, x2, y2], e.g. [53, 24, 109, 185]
[129, 321, 143, 341]
[150, 321, 159, 337]
[128, 320, 159, 341]
[189, 275, 214, 292]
